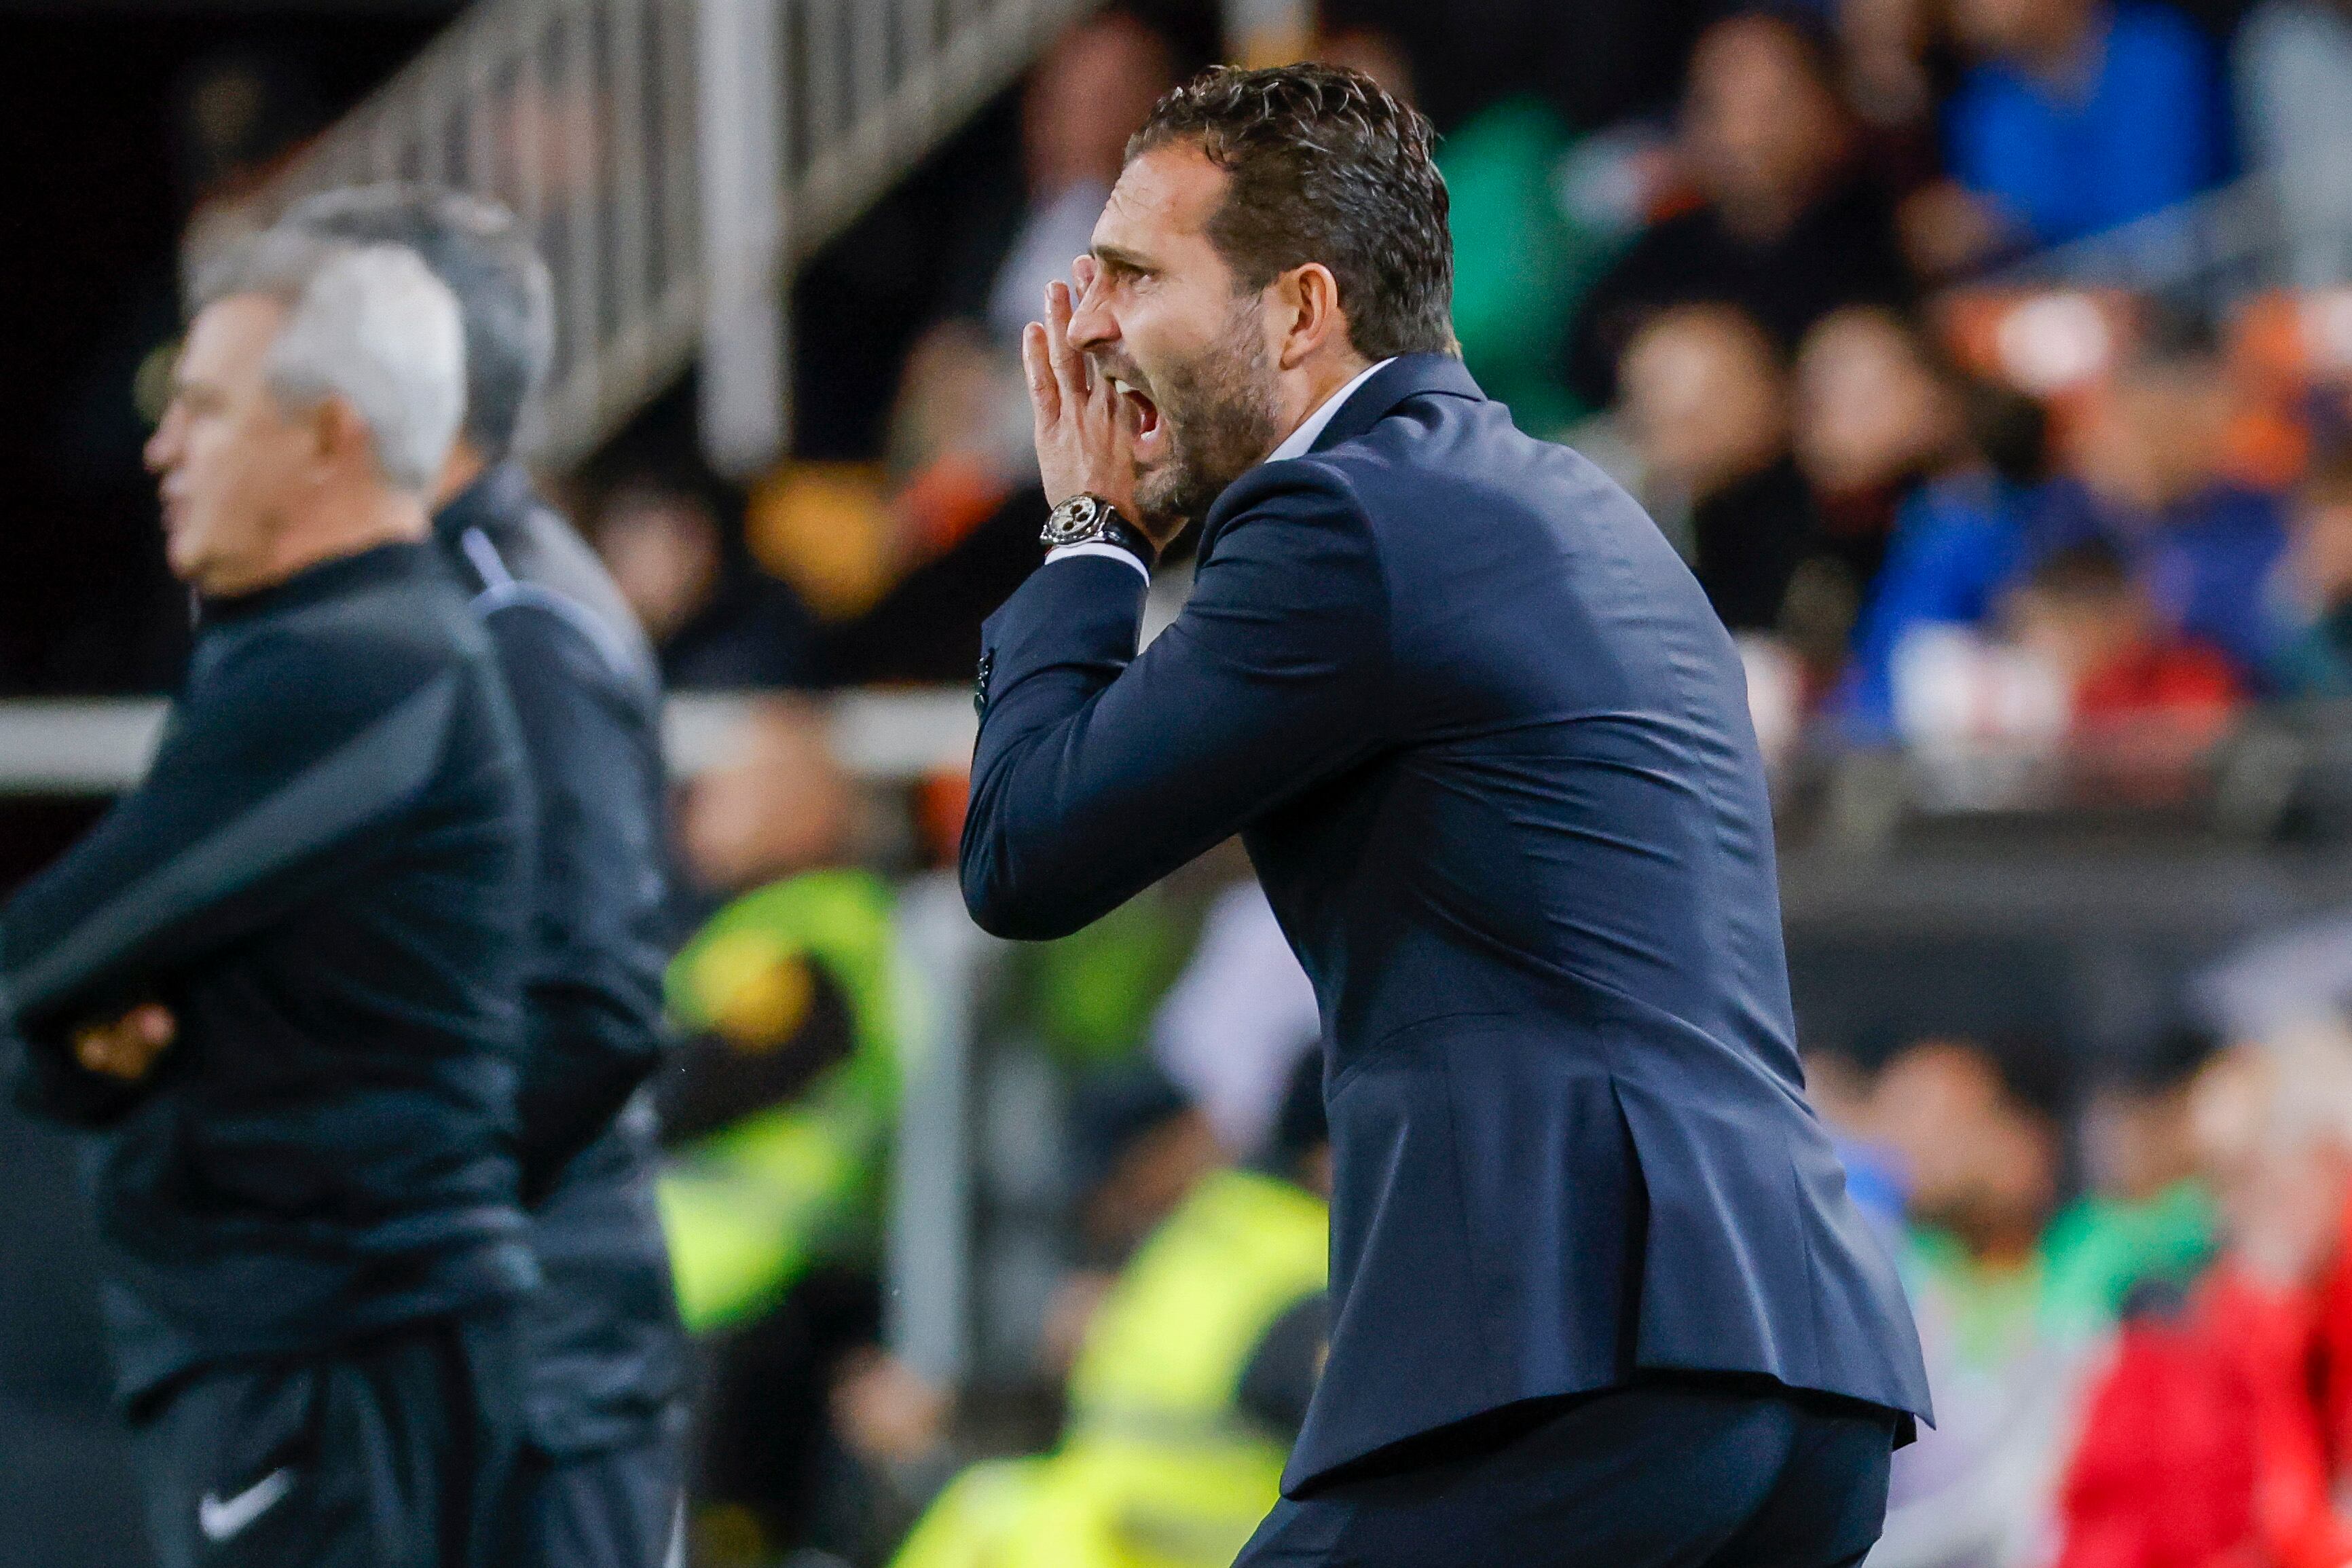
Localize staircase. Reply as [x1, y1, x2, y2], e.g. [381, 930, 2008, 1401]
[251, 0, 1097, 473]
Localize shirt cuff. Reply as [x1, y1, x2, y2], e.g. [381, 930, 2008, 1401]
[1046, 542, 1152, 582]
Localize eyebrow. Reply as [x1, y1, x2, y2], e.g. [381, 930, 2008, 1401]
[1091, 244, 1158, 278]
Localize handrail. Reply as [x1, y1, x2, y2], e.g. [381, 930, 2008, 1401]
[0, 688, 978, 796]
[238, 0, 1096, 472]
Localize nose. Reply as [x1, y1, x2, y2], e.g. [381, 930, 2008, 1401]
[144, 406, 180, 476]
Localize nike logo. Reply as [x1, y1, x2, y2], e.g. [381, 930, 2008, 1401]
[198, 1467, 294, 1542]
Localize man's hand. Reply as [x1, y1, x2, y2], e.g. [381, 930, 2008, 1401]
[72, 1003, 177, 1083]
[1023, 271, 1141, 524]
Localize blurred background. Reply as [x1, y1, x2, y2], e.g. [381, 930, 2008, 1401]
[16, 0, 2352, 1563]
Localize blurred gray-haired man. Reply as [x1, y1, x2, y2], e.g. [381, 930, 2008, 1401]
[5, 233, 540, 1568]
[283, 184, 687, 1568]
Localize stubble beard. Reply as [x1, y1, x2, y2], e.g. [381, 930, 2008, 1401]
[1131, 303, 1283, 542]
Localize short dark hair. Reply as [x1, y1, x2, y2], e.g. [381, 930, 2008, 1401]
[1127, 62, 1456, 362]
[2026, 539, 2133, 601]
[282, 183, 554, 464]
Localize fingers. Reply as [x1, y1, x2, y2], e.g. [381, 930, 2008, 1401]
[75, 1024, 145, 1081]
[126, 1003, 177, 1048]
[71, 1003, 177, 1082]
[1044, 282, 1088, 407]
[1071, 253, 1099, 301]
[1021, 321, 1059, 426]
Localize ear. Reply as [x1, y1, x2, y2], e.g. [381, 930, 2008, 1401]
[311, 396, 373, 477]
[1271, 263, 1349, 373]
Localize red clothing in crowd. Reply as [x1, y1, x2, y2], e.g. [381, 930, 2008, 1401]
[2055, 1231, 2352, 1568]
[2072, 641, 2243, 733]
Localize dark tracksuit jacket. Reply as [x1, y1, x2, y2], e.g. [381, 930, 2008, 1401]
[436, 463, 684, 1455]
[1, 542, 539, 1405]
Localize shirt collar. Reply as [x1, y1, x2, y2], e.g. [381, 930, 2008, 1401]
[432, 460, 535, 545]
[1265, 358, 1396, 465]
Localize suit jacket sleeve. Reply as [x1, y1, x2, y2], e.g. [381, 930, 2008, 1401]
[961, 462, 1391, 940]
[3, 627, 460, 1125]
[477, 600, 672, 1194]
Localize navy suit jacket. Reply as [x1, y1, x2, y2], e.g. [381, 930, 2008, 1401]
[962, 356, 1930, 1493]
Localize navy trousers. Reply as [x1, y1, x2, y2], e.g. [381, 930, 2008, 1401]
[1235, 1375, 1897, 1568]
[521, 1423, 686, 1568]
[130, 1311, 528, 1568]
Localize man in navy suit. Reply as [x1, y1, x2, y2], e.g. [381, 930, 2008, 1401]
[961, 64, 1930, 1567]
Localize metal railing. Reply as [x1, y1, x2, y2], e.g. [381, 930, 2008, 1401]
[1996, 172, 2352, 313]
[242, 0, 1095, 473]
[0, 688, 977, 795]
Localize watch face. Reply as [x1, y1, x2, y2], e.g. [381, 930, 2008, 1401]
[1042, 493, 1106, 546]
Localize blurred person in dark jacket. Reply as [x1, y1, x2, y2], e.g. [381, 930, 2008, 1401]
[1567, 7, 1913, 409]
[285, 183, 688, 1568]
[1, 234, 536, 1568]
[593, 472, 818, 691]
[1793, 305, 1971, 596]
[1618, 302, 1826, 638]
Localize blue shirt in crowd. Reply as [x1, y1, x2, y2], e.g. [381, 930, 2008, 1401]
[1839, 475, 2287, 736]
[1947, 1, 2226, 246]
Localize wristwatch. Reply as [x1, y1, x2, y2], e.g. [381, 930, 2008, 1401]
[1040, 493, 1156, 570]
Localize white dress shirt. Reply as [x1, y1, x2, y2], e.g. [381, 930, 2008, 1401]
[1046, 357, 1397, 580]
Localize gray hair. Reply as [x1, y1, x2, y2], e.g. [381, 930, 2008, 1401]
[279, 184, 553, 464]
[197, 231, 466, 492]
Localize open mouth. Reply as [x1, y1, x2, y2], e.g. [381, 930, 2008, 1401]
[1110, 377, 1166, 455]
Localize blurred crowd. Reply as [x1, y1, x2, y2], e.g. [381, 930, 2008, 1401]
[42, 1, 2352, 1565]
[545, 0, 2352, 808]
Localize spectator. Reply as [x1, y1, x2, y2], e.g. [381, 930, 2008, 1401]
[985, 10, 1181, 350]
[1941, 0, 2225, 252]
[1619, 303, 1822, 635]
[591, 474, 819, 691]
[2268, 443, 2352, 696]
[1039, 1063, 1229, 1378]
[817, 320, 1051, 686]
[2040, 1026, 2221, 1343]
[1835, 378, 2069, 737]
[659, 702, 908, 1562]
[2237, 0, 2352, 286]
[1567, 8, 1913, 407]
[1838, 0, 1951, 203]
[2004, 541, 2244, 743]
[1869, 1034, 2079, 1568]
[675, 696, 864, 908]
[2067, 330, 2290, 682]
[1795, 304, 1972, 594]
[2052, 1020, 2352, 1568]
